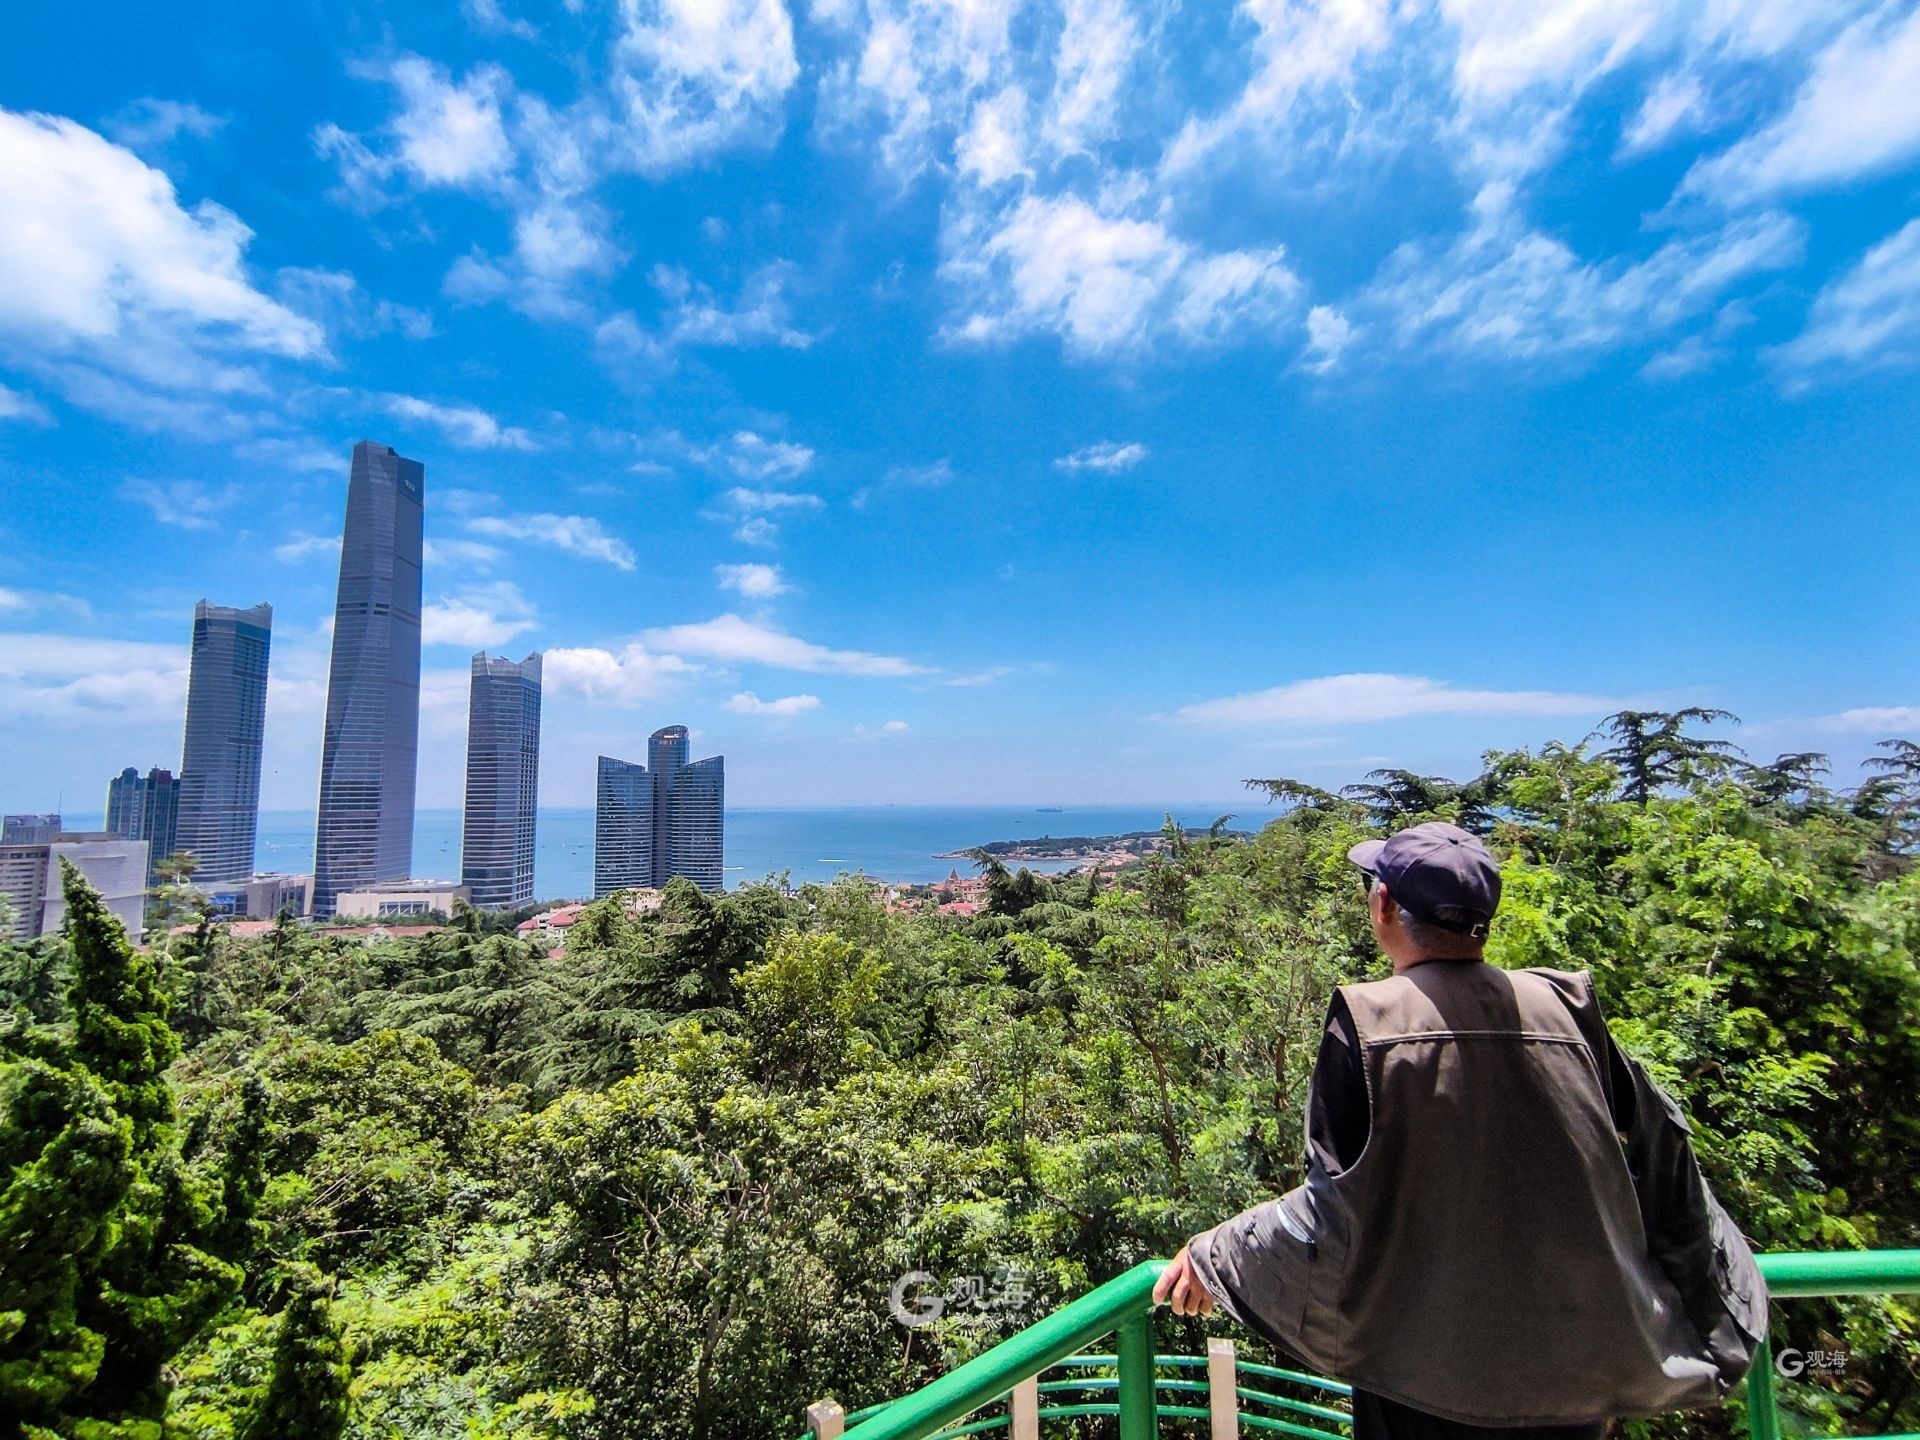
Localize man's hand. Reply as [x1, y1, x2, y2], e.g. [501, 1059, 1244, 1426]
[1153, 1239, 1216, 1317]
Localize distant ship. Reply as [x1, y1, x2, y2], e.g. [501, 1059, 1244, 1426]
[1036, 806, 1064, 813]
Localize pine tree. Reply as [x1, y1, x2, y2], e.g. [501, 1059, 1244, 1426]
[238, 1265, 351, 1440]
[57, 860, 242, 1428]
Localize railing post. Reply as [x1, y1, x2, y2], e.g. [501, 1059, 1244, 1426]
[1745, 1335, 1781, 1440]
[1116, 1311, 1158, 1439]
[1010, 1376, 1040, 1440]
[1207, 1337, 1239, 1439]
[806, 1399, 845, 1438]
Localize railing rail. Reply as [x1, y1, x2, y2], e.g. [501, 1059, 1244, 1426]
[806, 1249, 1920, 1440]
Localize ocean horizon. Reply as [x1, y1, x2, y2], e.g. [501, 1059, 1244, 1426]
[60, 803, 1254, 902]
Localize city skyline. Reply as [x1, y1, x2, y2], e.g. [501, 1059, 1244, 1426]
[313, 440, 424, 916]
[3, 1, 1919, 812]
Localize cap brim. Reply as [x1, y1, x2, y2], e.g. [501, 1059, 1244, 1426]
[1347, 839, 1386, 873]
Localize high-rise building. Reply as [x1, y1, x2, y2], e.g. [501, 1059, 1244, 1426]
[313, 440, 424, 916]
[461, 651, 542, 910]
[667, 755, 724, 891]
[106, 765, 180, 886]
[175, 601, 272, 886]
[647, 724, 689, 880]
[592, 725, 724, 897]
[593, 756, 654, 898]
[2, 814, 61, 845]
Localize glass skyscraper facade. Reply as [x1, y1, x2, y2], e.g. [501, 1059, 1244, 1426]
[593, 756, 654, 898]
[106, 764, 180, 886]
[175, 601, 271, 886]
[593, 725, 724, 895]
[460, 651, 542, 910]
[313, 440, 424, 916]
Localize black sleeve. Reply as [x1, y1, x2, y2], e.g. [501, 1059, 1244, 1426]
[1308, 991, 1370, 1173]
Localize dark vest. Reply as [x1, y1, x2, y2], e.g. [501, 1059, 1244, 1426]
[1189, 962, 1767, 1427]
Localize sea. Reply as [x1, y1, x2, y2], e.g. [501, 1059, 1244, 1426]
[232, 804, 1246, 900]
[50, 804, 1250, 902]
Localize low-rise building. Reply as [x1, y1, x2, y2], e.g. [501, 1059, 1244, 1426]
[0, 833, 149, 942]
[333, 880, 471, 919]
[203, 871, 313, 919]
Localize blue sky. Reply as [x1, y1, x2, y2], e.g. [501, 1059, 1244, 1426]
[2, 0, 1919, 812]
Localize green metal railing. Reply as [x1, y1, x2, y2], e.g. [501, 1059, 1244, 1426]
[803, 1249, 1920, 1440]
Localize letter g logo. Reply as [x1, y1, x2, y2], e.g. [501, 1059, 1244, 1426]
[889, 1271, 944, 1329]
[1775, 1348, 1805, 1379]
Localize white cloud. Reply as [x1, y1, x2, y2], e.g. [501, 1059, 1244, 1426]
[1682, 6, 1920, 205]
[0, 382, 51, 424]
[0, 109, 324, 433]
[379, 392, 536, 449]
[725, 486, 825, 511]
[944, 193, 1301, 355]
[732, 517, 779, 547]
[236, 435, 342, 475]
[1045, 0, 1140, 157]
[641, 612, 929, 675]
[1769, 218, 1920, 376]
[610, 0, 801, 174]
[423, 537, 508, 570]
[1619, 69, 1710, 156]
[104, 98, 225, 157]
[1176, 672, 1613, 726]
[715, 561, 792, 598]
[883, 718, 909, 731]
[1301, 304, 1357, 372]
[468, 512, 637, 570]
[1815, 705, 1920, 734]
[317, 57, 516, 200]
[276, 267, 435, 341]
[942, 666, 1013, 687]
[1055, 439, 1146, 472]
[273, 532, 340, 564]
[422, 581, 539, 648]
[699, 429, 817, 479]
[725, 689, 822, 715]
[0, 588, 90, 620]
[652, 261, 812, 349]
[543, 641, 699, 703]
[464, 0, 539, 40]
[0, 633, 187, 718]
[121, 478, 240, 530]
[1366, 185, 1804, 360]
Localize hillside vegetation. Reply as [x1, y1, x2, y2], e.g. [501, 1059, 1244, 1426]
[3, 712, 1918, 1439]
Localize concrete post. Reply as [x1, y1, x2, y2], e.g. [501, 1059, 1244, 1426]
[806, 1400, 845, 1438]
[1010, 1376, 1040, 1440]
[1208, 1336, 1240, 1440]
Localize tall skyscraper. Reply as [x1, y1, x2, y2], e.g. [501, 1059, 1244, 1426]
[593, 756, 653, 898]
[592, 725, 724, 897]
[647, 724, 689, 880]
[461, 651, 542, 910]
[106, 765, 180, 886]
[175, 601, 272, 886]
[667, 754, 724, 891]
[313, 440, 424, 916]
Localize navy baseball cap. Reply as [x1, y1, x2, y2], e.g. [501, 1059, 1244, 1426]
[1347, 822, 1501, 938]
